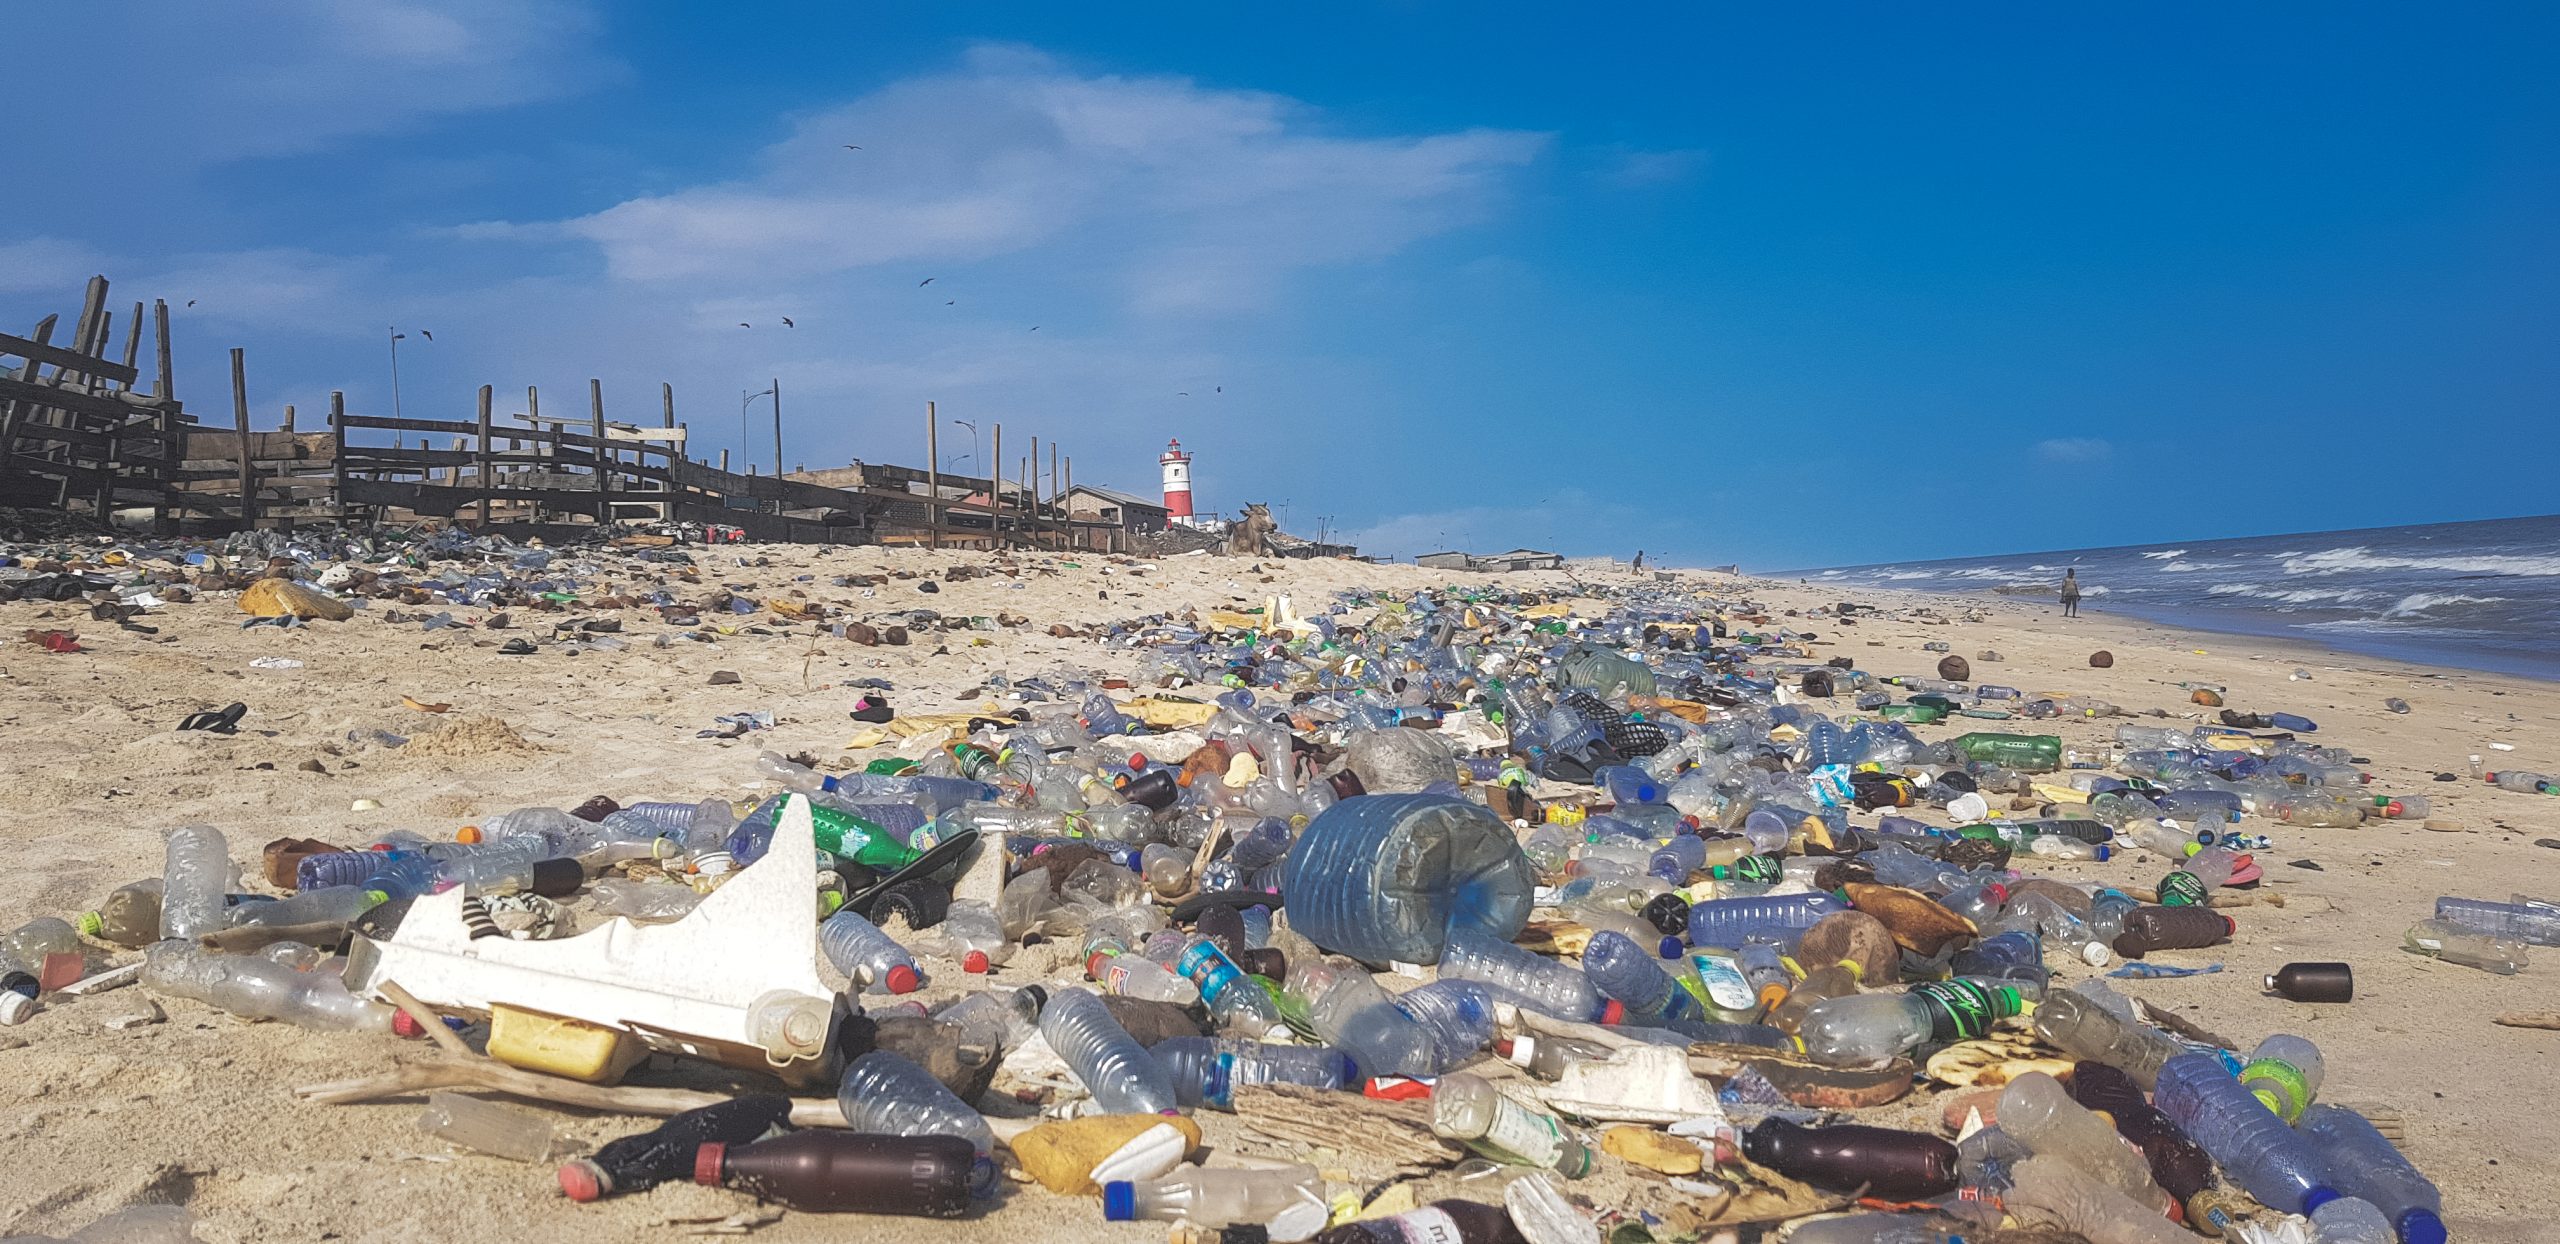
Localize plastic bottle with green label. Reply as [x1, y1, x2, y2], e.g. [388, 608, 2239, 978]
[2236, 1034, 2324, 1122]
[1429, 1073, 1594, 1178]
[1948, 733, 2064, 773]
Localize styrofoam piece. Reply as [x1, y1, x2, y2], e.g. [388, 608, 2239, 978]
[348, 794, 837, 1077]
[1536, 1044, 1723, 1124]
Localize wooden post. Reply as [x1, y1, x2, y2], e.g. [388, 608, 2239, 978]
[1049, 441, 1059, 548]
[989, 422, 1002, 548]
[477, 385, 494, 526]
[925, 402, 940, 552]
[768, 377, 783, 507]
[449, 437, 466, 486]
[281, 404, 296, 433]
[719, 448, 730, 473]
[329, 391, 347, 521]
[1028, 434, 1039, 547]
[525, 385, 540, 520]
[119, 301, 142, 388]
[152, 300, 173, 399]
[229, 348, 257, 527]
[72, 277, 109, 374]
[590, 378, 609, 527]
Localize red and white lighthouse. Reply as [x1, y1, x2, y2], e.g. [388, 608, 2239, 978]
[1159, 438, 1195, 525]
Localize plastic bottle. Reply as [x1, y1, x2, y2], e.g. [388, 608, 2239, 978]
[1582, 931, 1712, 1033]
[694, 1131, 976, 1216]
[1175, 937, 1286, 1037]
[1152, 1036, 1361, 1109]
[225, 885, 385, 929]
[1039, 986, 1179, 1115]
[2485, 769, 2555, 793]
[1685, 892, 1847, 949]
[819, 910, 923, 994]
[78, 879, 164, 948]
[2031, 990, 2187, 1090]
[1948, 733, 2063, 772]
[1439, 927, 1606, 1022]
[417, 1090, 555, 1162]
[2307, 1198, 2397, 1244]
[1103, 1164, 1328, 1233]
[1997, 1072, 2171, 1210]
[2431, 895, 2560, 946]
[1767, 961, 1864, 1035]
[2111, 907, 2234, 959]
[1393, 979, 1497, 1071]
[1313, 1199, 1527, 1244]
[1281, 794, 1532, 965]
[835, 1051, 996, 1178]
[2274, 794, 2365, 828]
[2004, 1155, 2192, 1244]
[1797, 980, 2027, 1067]
[2067, 1061, 2219, 1211]
[1739, 1117, 1958, 1200]
[2153, 1053, 2337, 1215]
[558, 1094, 795, 1202]
[2401, 919, 2526, 973]
[1087, 944, 1203, 1005]
[140, 943, 394, 1032]
[1430, 1072, 1594, 1177]
[1292, 960, 1436, 1077]
[2297, 1104, 2448, 1244]
[159, 823, 232, 940]
[933, 985, 1046, 1054]
[2238, 1034, 2325, 1122]
[589, 876, 704, 922]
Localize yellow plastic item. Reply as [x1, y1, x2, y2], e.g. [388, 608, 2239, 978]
[2031, 782, 2090, 805]
[486, 1004, 645, 1084]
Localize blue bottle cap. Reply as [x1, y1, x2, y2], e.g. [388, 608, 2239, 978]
[2398, 1208, 2448, 1244]
[2301, 1186, 2339, 1214]
[1101, 1182, 1136, 1221]
[1658, 935, 1685, 959]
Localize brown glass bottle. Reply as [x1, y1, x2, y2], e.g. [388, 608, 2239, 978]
[1195, 904, 1252, 962]
[1313, 1199, 1525, 1244]
[1739, 1117, 1958, 1200]
[2110, 906, 2234, 958]
[694, 1131, 976, 1217]
[2068, 1061, 2218, 1207]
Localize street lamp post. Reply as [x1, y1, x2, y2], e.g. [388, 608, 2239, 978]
[949, 419, 979, 478]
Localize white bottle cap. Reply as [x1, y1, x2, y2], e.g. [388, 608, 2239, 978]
[0, 989, 36, 1026]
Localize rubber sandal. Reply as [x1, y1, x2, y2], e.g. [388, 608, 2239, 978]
[177, 701, 248, 734]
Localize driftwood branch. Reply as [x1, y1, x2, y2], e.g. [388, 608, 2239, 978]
[293, 1059, 843, 1128]
[2495, 1011, 2560, 1031]
[1229, 1083, 1462, 1175]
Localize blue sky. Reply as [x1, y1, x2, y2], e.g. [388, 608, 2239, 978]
[5, 3, 2555, 567]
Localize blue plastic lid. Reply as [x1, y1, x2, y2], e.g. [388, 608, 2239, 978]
[1101, 1182, 1136, 1221]
[2397, 1210, 2448, 1244]
[2301, 1186, 2339, 1214]
[1658, 935, 1685, 959]
[2093, 845, 2111, 862]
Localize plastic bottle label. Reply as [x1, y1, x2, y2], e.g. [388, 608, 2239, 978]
[1475, 1096, 1569, 1166]
[1382, 1207, 1467, 1244]
[2158, 870, 2208, 907]
[1688, 953, 1759, 1011]
[1176, 942, 1246, 1006]
[1912, 980, 2005, 1041]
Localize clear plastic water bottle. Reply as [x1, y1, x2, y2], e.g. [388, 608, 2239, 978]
[835, 1051, 995, 1190]
[1291, 958, 1436, 1077]
[2307, 1198, 2396, 1244]
[1175, 937, 1286, 1037]
[1997, 1072, 2172, 1211]
[2004, 1155, 2194, 1244]
[2153, 1053, 2337, 1215]
[1280, 794, 1532, 965]
[2296, 1104, 2447, 1244]
[2238, 1034, 2325, 1122]
[225, 885, 385, 929]
[2031, 988, 2186, 1090]
[1039, 986, 1178, 1115]
[1102, 1164, 1327, 1232]
[1797, 980, 2027, 1067]
[1151, 1036, 1360, 1109]
[2401, 919, 2527, 973]
[1394, 979, 1496, 1071]
[1583, 931, 1712, 1033]
[140, 943, 394, 1032]
[1438, 927, 1605, 1022]
[819, 910, 923, 994]
[1086, 944, 1202, 1005]
[159, 823, 232, 940]
[2432, 895, 2560, 946]
[1685, 892, 1847, 949]
[1430, 1072, 1594, 1177]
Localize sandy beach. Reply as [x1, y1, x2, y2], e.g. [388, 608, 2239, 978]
[1, 547, 2553, 1243]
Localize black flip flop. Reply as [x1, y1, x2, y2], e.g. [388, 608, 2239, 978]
[178, 702, 248, 734]
[497, 638, 536, 655]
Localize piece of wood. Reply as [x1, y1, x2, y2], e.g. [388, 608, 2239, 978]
[589, 377, 609, 524]
[118, 300, 142, 387]
[379, 980, 476, 1059]
[0, 332, 140, 388]
[1229, 1083, 1463, 1174]
[229, 348, 257, 526]
[925, 401, 940, 552]
[476, 385, 494, 525]
[2494, 1011, 2560, 1031]
[329, 391, 348, 518]
[152, 300, 173, 399]
[293, 1060, 846, 1128]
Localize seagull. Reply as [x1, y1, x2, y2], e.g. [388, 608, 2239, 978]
[739, 322, 751, 328]
[1029, 325, 1040, 332]
[420, 330, 433, 341]
[918, 278, 935, 287]
[1177, 392, 1190, 397]
[781, 317, 794, 328]
[843, 144, 862, 151]
[185, 299, 196, 307]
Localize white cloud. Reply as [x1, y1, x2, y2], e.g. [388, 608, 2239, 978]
[1594, 146, 1708, 190]
[2034, 436, 2114, 463]
[0, 238, 107, 295]
[539, 46, 1548, 314]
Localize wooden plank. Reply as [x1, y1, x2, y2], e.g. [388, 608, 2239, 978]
[0, 375, 174, 423]
[329, 391, 347, 520]
[230, 349, 258, 525]
[152, 300, 174, 399]
[476, 385, 494, 526]
[589, 378, 609, 524]
[119, 302, 143, 387]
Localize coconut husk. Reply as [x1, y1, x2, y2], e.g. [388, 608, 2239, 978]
[1795, 910, 1900, 981]
[1843, 882, 1977, 956]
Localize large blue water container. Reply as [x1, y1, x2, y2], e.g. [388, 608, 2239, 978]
[1281, 793, 1531, 965]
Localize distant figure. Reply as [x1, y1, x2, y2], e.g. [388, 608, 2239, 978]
[2061, 567, 2083, 618]
[1632, 550, 1646, 572]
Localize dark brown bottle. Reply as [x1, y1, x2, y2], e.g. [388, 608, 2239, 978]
[2068, 1061, 2218, 1207]
[1195, 904, 1252, 962]
[2264, 961, 2352, 1002]
[1739, 1118, 1958, 1201]
[559, 1094, 791, 1201]
[1314, 1199, 1525, 1244]
[2110, 906, 2234, 958]
[694, 1131, 976, 1217]
[1116, 768, 1181, 810]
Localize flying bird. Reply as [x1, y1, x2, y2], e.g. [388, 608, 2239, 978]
[843, 144, 862, 151]
[420, 330, 433, 341]
[1029, 325, 1040, 332]
[1215, 386, 1222, 393]
[781, 317, 794, 328]
[739, 322, 751, 328]
[1177, 392, 1190, 397]
[185, 299, 196, 307]
[918, 278, 935, 287]
[945, 299, 954, 305]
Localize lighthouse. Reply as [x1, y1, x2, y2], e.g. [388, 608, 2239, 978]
[1160, 438, 1195, 526]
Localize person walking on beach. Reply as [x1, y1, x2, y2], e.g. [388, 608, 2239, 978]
[2060, 568, 2083, 618]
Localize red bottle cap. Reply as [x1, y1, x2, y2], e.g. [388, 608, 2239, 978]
[557, 1158, 612, 1202]
[391, 1010, 423, 1038]
[692, 1142, 727, 1187]
[962, 950, 990, 974]
[1599, 999, 1626, 1026]
[884, 964, 922, 994]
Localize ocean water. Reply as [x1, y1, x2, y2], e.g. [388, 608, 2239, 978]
[1780, 514, 2560, 680]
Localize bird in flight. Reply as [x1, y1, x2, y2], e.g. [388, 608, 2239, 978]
[1215, 386, 1222, 393]
[843, 144, 862, 151]
[739, 322, 751, 328]
[185, 299, 196, 307]
[420, 330, 433, 341]
[944, 300, 955, 305]
[1029, 325, 1040, 332]
[918, 277, 935, 287]
[781, 317, 795, 328]
[1177, 392, 1190, 397]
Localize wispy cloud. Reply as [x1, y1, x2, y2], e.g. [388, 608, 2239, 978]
[1593, 146, 1708, 190]
[2034, 436, 2114, 463]
[0, 238, 107, 295]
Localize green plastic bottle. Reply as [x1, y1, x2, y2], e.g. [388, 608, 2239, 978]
[1950, 733, 2064, 773]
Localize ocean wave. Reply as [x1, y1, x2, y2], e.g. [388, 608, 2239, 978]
[2205, 583, 2382, 606]
[1947, 566, 2044, 581]
[2140, 549, 2188, 560]
[2385, 592, 2507, 617]
[2280, 546, 2560, 578]
[1881, 570, 1938, 580]
[2158, 559, 2239, 573]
